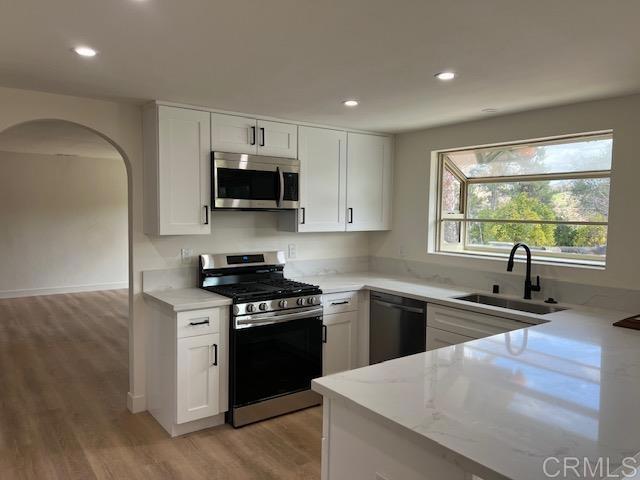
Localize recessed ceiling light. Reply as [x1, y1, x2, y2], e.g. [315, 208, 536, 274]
[342, 99, 359, 107]
[73, 46, 97, 57]
[482, 108, 499, 113]
[435, 71, 456, 81]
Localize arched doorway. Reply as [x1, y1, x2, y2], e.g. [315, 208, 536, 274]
[0, 119, 133, 410]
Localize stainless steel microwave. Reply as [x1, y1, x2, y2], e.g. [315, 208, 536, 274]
[212, 151, 299, 210]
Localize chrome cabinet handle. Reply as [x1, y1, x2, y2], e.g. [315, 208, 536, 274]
[322, 325, 328, 343]
[348, 207, 353, 224]
[250, 126, 256, 146]
[330, 301, 349, 306]
[211, 344, 218, 366]
[300, 207, 306, 225]
[259, 127, 265, 147]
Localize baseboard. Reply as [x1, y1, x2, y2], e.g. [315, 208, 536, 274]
[127, 392, 146, 413]
[0, 281, 129, 299]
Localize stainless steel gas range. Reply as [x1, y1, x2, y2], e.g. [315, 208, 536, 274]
[199, 251, 323, 427]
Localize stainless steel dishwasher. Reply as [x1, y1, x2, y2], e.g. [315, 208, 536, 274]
[369, 292, 427, 364]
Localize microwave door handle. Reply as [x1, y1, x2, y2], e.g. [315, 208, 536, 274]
[277, 167, 284, 207]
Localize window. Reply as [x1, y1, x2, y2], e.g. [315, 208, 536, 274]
[436, 133, 612, 266]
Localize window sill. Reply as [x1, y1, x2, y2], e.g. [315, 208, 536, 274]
[433, 249, 606, 270]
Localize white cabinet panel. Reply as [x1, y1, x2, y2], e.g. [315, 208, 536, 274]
[426, 326, 473, 351]
[177, 333, 220, 424]
[427, 304, 531, 339]
[257, 120, 298, 158]
[154, 106, 211, 235]
[211, 113, 257, 154]
[298, 127, 347, 232]
[323, 311, 356, 376]
[346, 133, 392, 231]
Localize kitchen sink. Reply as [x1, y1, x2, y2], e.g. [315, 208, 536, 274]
[454, 293, 568, 315]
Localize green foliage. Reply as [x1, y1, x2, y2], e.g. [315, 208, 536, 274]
[471, 192, 556, 246]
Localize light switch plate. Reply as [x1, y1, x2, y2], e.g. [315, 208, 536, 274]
[287, 243, 297, 259]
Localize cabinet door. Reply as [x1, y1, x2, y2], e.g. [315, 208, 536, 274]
[176, 333, 220, 424]
[211, 113, 257, 154]
[323, 311, 356, 376]
[346, 133, 392, 231]
[158, 106, 211, 235]
[257, 120, 298, 158]
[426, 326, 473, 351]
[298, 127, 347, 232]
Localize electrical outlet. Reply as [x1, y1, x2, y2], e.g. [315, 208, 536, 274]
[287, 243, 297, 259]
[181, 248, 194, 265]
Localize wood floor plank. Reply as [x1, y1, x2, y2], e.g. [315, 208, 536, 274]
[0, 290, 321, 479]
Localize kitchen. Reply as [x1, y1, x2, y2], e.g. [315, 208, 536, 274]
[1, 2, 640, 480]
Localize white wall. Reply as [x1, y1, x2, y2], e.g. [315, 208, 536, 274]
[370, 94, 640, 291]
[0, 85, 370, 413]
[0, 151, 128, 297]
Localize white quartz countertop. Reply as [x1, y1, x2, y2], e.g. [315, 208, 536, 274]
[143, 288, 231, 312]
[306, 275, 640, 480]
[142, 271, 640, 479]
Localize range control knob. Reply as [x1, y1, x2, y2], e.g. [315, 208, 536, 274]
[296, 298, 305, 306]
[246, 304, 255, 313]
[259, 302, 268, 311]
[307, 296, 316, 305]
[278, 299, 288, 308]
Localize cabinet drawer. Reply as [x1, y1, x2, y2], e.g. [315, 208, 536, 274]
[426, 326, 473, 351]
[427, 304, 529, 339]
[177, 308, 220, 338]
[322, 291, 358, 314]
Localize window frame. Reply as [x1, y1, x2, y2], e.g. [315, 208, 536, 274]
[435, 133, 612, 266]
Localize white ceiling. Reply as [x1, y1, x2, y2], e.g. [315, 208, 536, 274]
[0, 120, 122, 159]
[1, 0, 639, 132]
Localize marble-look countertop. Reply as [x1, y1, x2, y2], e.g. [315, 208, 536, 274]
[142, 271, 640, 479]
[143, 288, 231, 312]
[306, 275, 640, 480]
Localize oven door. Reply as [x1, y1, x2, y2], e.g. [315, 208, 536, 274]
[213, 152, 299, 210]
[231, 307, 323, 410]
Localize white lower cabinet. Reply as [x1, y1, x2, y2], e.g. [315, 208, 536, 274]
[177, 333, 221, 424]
[426, 326, 473, 351]
[426, 304, 534, 350]
[147, 303, 229, 437]
[323, 311, 356, 376]
[322, 291, 359, 375]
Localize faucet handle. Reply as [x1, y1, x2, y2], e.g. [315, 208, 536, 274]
[532, 275, 542, 292]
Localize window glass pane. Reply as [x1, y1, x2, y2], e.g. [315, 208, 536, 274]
[466, 221, 607, 258]
[442, 220, 461, 244]
[442, 168, 461, 214]
[467, 178, 610, 223]
[445, 136, 612, 178]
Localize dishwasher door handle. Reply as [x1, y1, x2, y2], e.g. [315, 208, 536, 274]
[372, 299, 425, 315]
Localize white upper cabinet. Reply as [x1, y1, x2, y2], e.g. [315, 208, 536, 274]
[346, 133, 393, 231]
[297, 127, 347, 232]
[210, 113, 257, 155]
[257, 120, 298, 158]
[143, 104, 211, 236]
[210, 113, 297, 158]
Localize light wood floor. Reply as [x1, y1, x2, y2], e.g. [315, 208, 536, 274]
[0, 290, 322, 480]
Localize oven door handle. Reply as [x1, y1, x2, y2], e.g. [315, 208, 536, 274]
[235, 307, 323, 329]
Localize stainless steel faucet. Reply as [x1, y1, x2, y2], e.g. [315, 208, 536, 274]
[507, 243, 541, 300]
